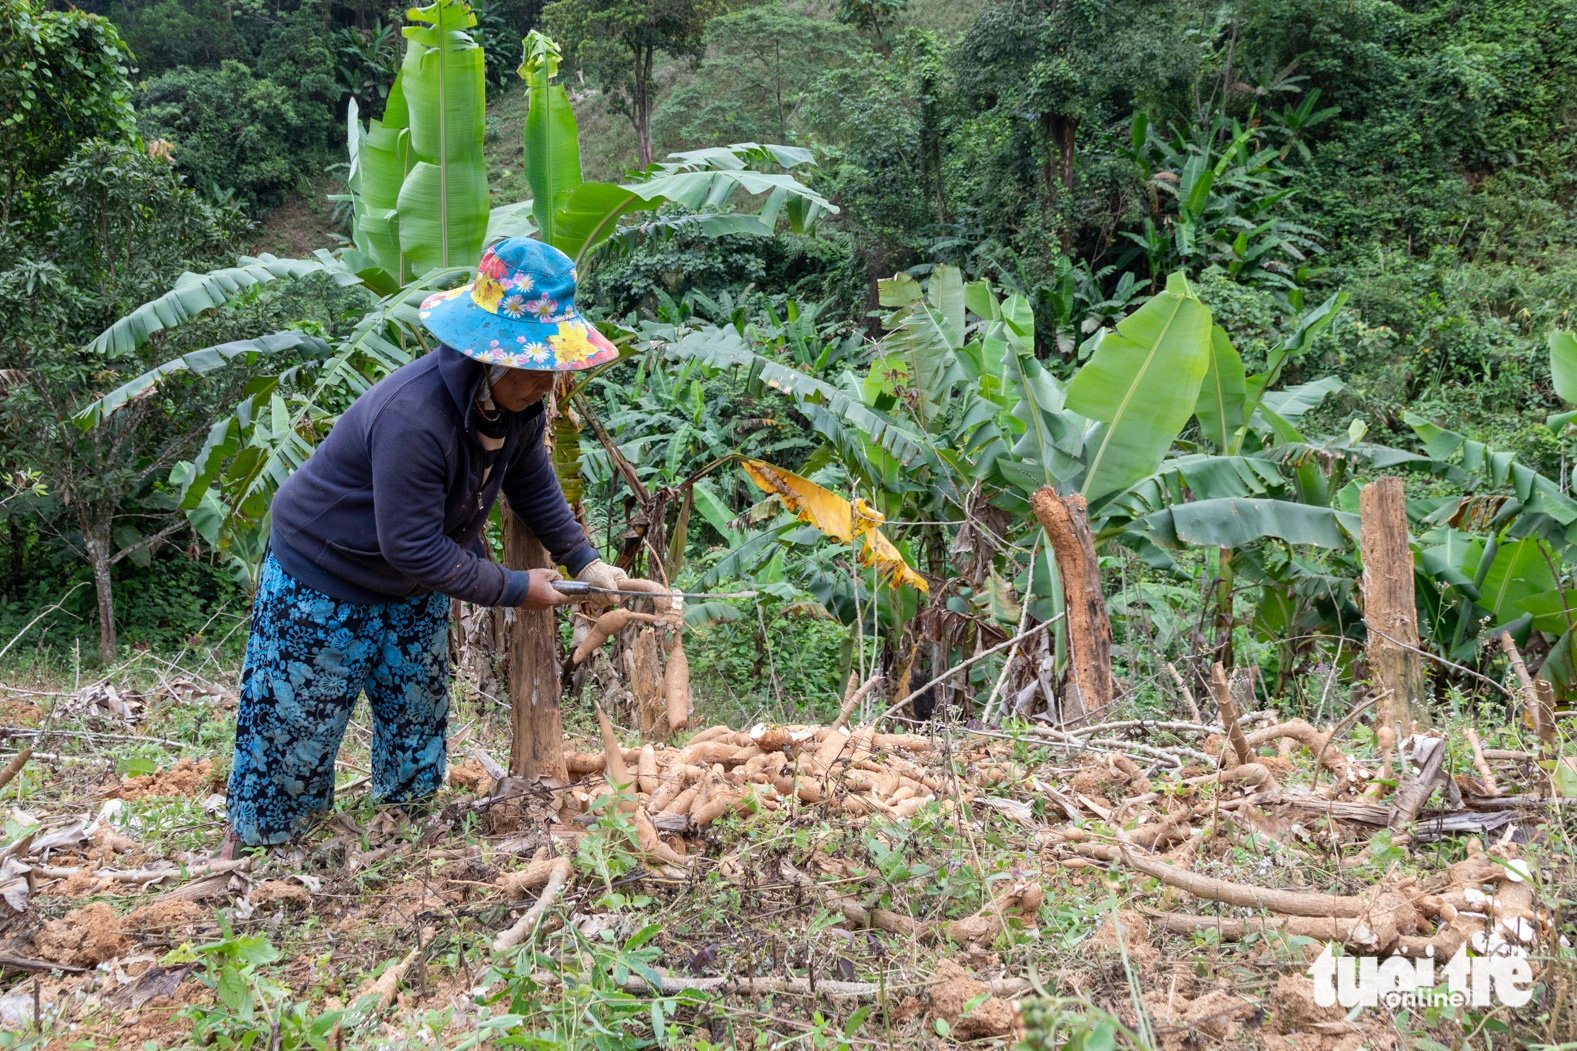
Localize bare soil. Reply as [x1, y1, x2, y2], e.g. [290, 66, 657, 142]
[116, 757, 215, 800]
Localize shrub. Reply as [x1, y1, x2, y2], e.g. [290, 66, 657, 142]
[138, 61, 310, 211]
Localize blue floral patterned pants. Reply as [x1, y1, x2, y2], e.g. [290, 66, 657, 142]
[226, 553, 451, 845]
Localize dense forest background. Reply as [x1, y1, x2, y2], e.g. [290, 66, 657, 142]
[3, 0, 1576, 704]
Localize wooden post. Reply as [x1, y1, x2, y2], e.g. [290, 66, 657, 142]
[503, 507, 567, 781]
[1534, 679, 1558, 756]
[1030, 487, 1113, 719]
[1359, 478, 1424, 736]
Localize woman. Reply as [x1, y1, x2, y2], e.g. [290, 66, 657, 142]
[222, 237, 633, 852]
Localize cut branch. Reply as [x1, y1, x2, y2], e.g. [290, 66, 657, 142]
[0, 748, 32, 794]
[613, 969, 1032, 1000]
[1388, 735, 1447, 832]
[1210, 663, 1251, 767]
[1465, 728, 1499, 795]
[35, 857, 251, 884]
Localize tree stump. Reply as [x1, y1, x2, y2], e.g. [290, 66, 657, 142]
[1030, 487, 1113, 720]
[1359, 478, 1424, 737]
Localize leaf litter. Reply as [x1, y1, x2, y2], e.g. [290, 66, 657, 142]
[0, 681, 1571, 1049]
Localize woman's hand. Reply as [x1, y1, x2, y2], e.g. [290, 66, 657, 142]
[520, 567, 575, 611]
[575, 558, 628, 610]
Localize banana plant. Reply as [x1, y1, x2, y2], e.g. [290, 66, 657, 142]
[1405, 331, 1577, 691]
[76, 13, 834, 570]
[496, 31, 835, 560]
[1109, 288, 1346, 663]
[657, 267, 1218, 712]
[1123, 111, 1323, 296]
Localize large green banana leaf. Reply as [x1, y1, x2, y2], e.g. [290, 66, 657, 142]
[1478, 536, 1560, 628]
[636, 168, 833, 214]
[1004, 326, 1080, 491]
[1518, 588, 1577, 635]
[953, 279, 1078, 498]
[489, 165, 837, 267]
[660, 323, 941, 478]
[1105, 454, 1289, 532]
[1408, 414, 1577, 534]
[1245, 290, 1346, 406]
[86, 254, 350, 360]
[1258, 376, 1343, 424]
[75, 330, 333, 429]
[877, 266, 965, 426]
[549, 182, 658, 266]
[395, 0, 489, 276]
[1550, 331, 1577, 431]
[520, 32, 581, 246]
[346, 78, 412, 284]
[1550, 330, 1577, 404]
[1140, 497, 1360, 550]
[171, 269, 462, 520]
[1067, 271, 1213, 502]
[1194, 326, 1245, 452]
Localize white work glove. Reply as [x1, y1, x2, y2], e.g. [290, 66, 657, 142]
[576, 559, 629, 609]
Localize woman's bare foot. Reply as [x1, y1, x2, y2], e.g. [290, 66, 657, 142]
[216, 828, 242, 861]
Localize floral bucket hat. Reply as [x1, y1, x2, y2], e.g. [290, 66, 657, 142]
[418, 237, 619, 371]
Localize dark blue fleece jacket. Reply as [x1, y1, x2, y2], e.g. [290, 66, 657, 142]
[269, 346, 599, 606]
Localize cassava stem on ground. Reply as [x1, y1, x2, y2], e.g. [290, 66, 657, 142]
[492, 857, 572, 953]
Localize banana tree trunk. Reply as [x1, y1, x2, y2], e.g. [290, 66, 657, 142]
[503, 507, 567, 780]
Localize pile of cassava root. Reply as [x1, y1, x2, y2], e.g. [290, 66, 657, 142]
[562, 710, 950, 835]
[484, 713, 958, 953]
